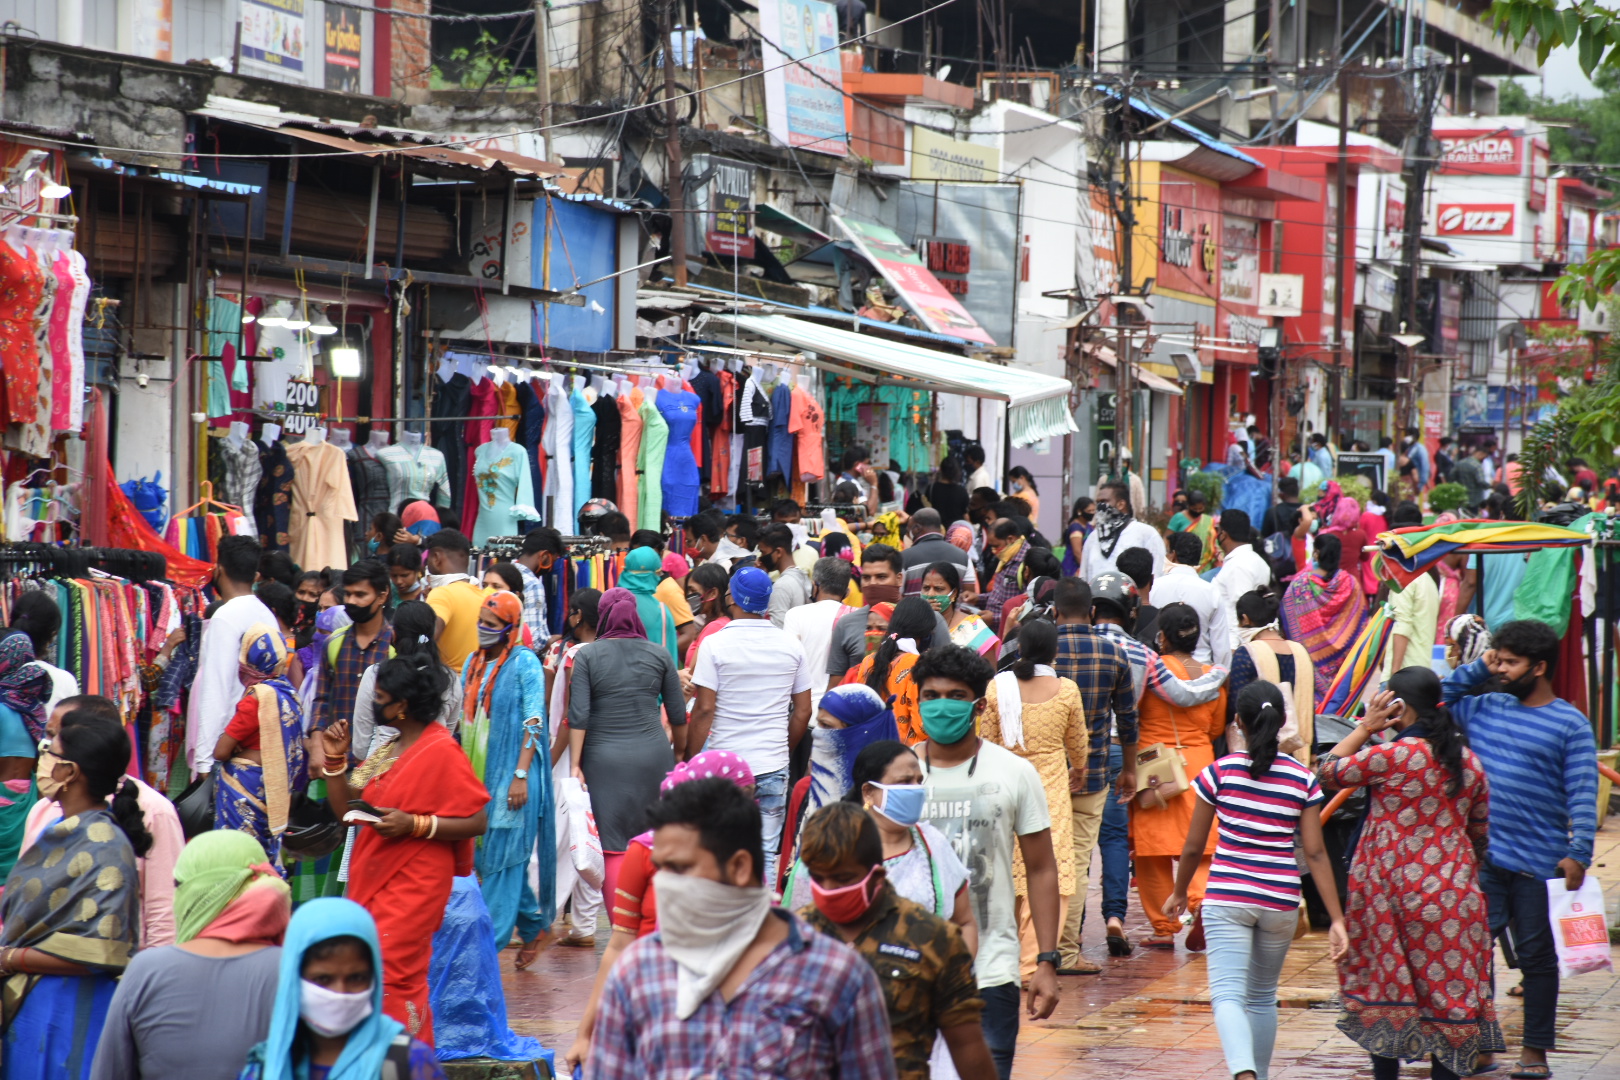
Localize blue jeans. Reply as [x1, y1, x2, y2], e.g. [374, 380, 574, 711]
[755, 767, 789, 887]
[979, 981, 1020, 1080]
[1481, 862, 1558, 1050]
[1100, 743, 1130, 923]
[1202, 903, 1298, 1080]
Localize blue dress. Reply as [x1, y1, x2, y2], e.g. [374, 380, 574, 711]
[570, 388, 596, 529]
[657, 388, 702, 517]
[766, 382, 793, 479]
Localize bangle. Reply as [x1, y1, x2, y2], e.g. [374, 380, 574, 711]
[410, 814, 425, 838]
[427, 815, 439, 839]
[321, 764, 347, 778]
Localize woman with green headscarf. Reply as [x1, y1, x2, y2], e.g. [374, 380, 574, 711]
[90, 832, 290, 1080]
[238, 897, 445, 1080]
[620, 545, 679, 664]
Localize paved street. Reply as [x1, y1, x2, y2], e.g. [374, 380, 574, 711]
[504, 819, 1620, 1079]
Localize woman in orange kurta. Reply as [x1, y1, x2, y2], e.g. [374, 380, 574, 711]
[851, 596, 937, 743]
[319, 654, 489, 1045]
[1132, 602, 1227, 947]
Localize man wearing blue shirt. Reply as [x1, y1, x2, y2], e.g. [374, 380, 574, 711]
[1403, 426, 1431, 488]
[1442, 619, 1598, 1080]
[1308, 433, 1335, 478]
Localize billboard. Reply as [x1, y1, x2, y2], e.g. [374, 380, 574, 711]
[1436, 131, 1522, 175]
[1435, 204, 1516, 236]
[757, 0, 848, 156]
[833, 215, 994, 345]
[325, 6, 364, 93]
[241, 0, 307, 75]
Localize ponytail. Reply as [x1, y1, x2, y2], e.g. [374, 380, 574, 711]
[110, 778, 154, 858]
[866, 597, 936, 696]
[1234, 681, 1287, 776]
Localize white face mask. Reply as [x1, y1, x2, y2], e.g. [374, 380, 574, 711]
[651, 870, 773, 1020]
[299, 979, 374, 1037]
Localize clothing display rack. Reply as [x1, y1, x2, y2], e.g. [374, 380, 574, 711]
[0, 543, 169, 583]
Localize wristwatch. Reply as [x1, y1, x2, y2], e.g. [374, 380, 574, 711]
[1035, 951, 1061, 969]
[513, 768, 528, 779]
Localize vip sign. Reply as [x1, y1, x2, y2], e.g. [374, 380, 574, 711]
[1435, 204, 1515, 236]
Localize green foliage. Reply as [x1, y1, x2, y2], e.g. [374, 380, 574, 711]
[1515, 408, 1578, 519]
[1302, 473, 1371, 509]
[430, 30, 537, 91]
[1184, 471, 1224, 511]
[1491, 0, 1620, 73]
[1428, 482, 1469, 513]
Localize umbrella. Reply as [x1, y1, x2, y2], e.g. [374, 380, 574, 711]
[1373, 519, 1591, 589]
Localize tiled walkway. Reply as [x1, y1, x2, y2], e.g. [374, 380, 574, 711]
[504, 819, 1620, 1078]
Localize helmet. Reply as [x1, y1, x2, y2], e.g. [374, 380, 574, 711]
[279, 791, 346, 862]
[577, 497, 618, 525]
[1089, 570, 1139, 621]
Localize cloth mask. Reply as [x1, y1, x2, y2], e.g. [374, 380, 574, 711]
[367, 539, 380, 554]
[34, 750, 67, 801]
[862, 629, 885, 656]
[809, 866, 880, 923]
[861, 583, 901, 606]
[298, 979, 375, 1037]
[342, 602, 376, 626]
[919, 698, 977, 744]
[871, 782, 927, 826]
[923, 593, 954, 615]
[477, 624, 512, 649]
[652, 870, 773, 1019]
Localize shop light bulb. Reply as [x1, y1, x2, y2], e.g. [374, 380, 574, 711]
[257, 300, 291, 328]
[307, 308, 338, 336]
[241, 309, 256, 325]
[329, 346, 362, 379]
[283, 304, 312, 332]
[39, 182, 70, 199]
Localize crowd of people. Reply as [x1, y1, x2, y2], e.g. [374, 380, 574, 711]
[0, 431, 1603, 1080]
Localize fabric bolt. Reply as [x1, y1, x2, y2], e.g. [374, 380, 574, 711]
[570, 387, 596, 529]
[471, 438, 538, 546]
[616, 391, 644, 528]
[542, 378, 574, 531]
[657, 387, 702, 517]
[590, 390, 620, 500]
[285, 440, 358, 574]
[637, 395, 669, 530]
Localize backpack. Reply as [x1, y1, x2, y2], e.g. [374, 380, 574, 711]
[1263, 531, 1296, 580]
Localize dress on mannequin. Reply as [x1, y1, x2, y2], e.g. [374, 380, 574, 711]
[591, 387, 621, 501]
[286, 437, 358, 571]
[348, 433, 392, 559]
[655, 385, 701, 518]
[637, 391, 669, 530]
[432, 365, 472, 515]
[461, 376, 500, 539]
[616, 387, 644, 523]
[376, 432, 452, 512]
[711, 370, 735, 497]
[471, 430, 538, 545]
[766, 380, 793, 479]
[542, 378, 574, 529]
[569, 383, 596, 530]
[690, 365, 722, 488]
[514, 378, 546, 513]
[0, 234, 44, 426]
[256, 436, 294, 551]
[218, 421, 264, 533]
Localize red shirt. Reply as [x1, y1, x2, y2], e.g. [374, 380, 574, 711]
[609, 839, 658, 938]
[224, 694, 262, 750]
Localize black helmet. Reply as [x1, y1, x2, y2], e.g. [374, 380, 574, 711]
[1089, 570, 1139, 621]
[279, 791, 345, 861]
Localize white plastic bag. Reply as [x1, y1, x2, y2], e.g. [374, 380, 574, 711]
[559, 777, 605, 888]
[1546, 875, 1614, 979]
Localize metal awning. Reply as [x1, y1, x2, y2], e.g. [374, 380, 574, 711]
[698, 313, 1078, 446]
[1083, 342, 1186, 396]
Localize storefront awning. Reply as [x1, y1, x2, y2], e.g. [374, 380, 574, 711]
[1083, 342, 1186, 396]
[701, 313, 1078, 446]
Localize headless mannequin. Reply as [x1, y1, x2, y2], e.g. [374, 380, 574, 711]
[226, 421, 250, 451]
[261, 424, 282, 448]
[328, 427, 353, 451]
[489, 429, 512, 448]
[304, 426, 327, 445]
[366, 430, 390, 453]
[401, 430, 425, 457]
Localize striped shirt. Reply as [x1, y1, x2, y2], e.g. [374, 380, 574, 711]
[1194, 752, 1324, 911]
[1442, 658, 1599, 877]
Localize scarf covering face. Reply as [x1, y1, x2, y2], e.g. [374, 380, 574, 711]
[464, 592, 524, 732]
[235, 623, 308, 838]
[251, 898, 404, 1080]
[0, 633, 52, 741]
[1324, 493, 1361, 534]
[1092, 504, 1132, 559]
[596, 587, 648, 640]
[994, 535, 1025, 574]
[809, 685, 898, 812]
[652, 870, 774, 1020]
[621, 548, 674, 650]
[173, 830, 289, 944]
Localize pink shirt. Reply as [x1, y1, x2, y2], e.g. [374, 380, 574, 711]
[20, 777, 183, 947]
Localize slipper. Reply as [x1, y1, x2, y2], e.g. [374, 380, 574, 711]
[1142, 934, 1177, 949]
[1507, 983, 1526, 998]
[1184, 910, 1206, 953]
[514, 931, 555, 970]
[1508, 1064, 1551, 1079]
[1106, 923, 1133, 956]
[1057, 959, 1101, 975]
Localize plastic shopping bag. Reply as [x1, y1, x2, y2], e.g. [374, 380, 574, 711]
[1547, 875, 1614, 979]
[560, 777, 605, 888]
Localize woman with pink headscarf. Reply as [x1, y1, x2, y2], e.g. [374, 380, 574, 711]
[563, 750, 756, 1073]
[1319, 487, 1368, 592]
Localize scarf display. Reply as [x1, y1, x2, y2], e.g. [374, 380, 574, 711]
[992, 666, 1056, 750]
[1279, 567, 1368, 704]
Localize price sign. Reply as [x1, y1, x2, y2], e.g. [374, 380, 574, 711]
[282, 377, 322, 434]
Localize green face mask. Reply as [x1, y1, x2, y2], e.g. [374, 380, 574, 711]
[919, 697, 977, 744]
[923, 593, 954, 615]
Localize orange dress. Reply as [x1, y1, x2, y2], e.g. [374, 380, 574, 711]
[851, 651, 922, 743]
[1130, 654, 1226, 857]
[616, 389, 643, 520]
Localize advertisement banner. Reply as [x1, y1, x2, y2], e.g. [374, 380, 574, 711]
[133, 0, 173, 61]
[241, 0, 307, 74]
[324, 6, 364, 93]
[1435, 204, 1516, 236]
[757, 0, 848, 156]
[833, 215, 994, 345]
[703, 158, 756, 258]
[910, 128, 1001, 181]
[1218, 217, 1263, 348]
[1437, 131, 1522, 175]
[1153, 173, 1222, 298]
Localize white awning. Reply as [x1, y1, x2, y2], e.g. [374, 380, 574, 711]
[700, 313, 1078, 446]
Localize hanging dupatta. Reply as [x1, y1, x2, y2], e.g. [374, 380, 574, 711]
[461, 592, 524, 784]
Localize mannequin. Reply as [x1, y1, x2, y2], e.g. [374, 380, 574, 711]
[286, 423, 357, 570]
[401, 430, 425, 451]
[219, 420, 263, 535]
[471, 425, 537, 545]
[260, 423, 282, 448]
[328, 427, 353, 451]
[376, 428, 450, 512]
[226, 420, 250, 450]
[304, 426, 327, 445]
[489, 428, 512, 448]
[366, 430, 390, 452]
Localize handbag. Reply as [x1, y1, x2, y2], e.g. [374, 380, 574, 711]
[172, 765, 217, 839]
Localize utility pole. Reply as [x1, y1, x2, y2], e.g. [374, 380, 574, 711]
[1397, 57, 1442, 432]
[1332, 63, 1354, 442]
[661, 0, 688, 287]
[1113, 79, 1140, 483]
[534, 0, 553, 160]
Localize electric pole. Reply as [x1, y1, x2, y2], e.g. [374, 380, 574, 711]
[661, 0, 688, 287]
[1397, 55, 1444, 432]
[535, 0, 553, 160]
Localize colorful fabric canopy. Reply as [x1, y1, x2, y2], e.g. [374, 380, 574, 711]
[1373, 519, 1591, 588]
[1319, 604, 1394, 718]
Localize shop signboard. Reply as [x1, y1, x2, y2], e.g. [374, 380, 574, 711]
[1452, 385, 1554, 428]
[1435, 204, 1515, 236]
[688, 155, 756, 258]
[857, 403, 891, 469]
[279, 376, 323, 436]
[1257, 273, 1304, 317]
[241, 0, 307, 75]
[1219, 217, 1263, 347]
[133, 0, 173, 61]
[1337, 451, 1386, 492]
[757, 0, 848, 156]
[832, 215, 994, 345]
[1436, 131, 1522, 175]
[1154, 173, 1221, 297]
[910, 128, 1001, 182]
[324, 6, 364, 93]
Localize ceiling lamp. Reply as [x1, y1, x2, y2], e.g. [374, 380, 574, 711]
[241, 307, 256, 325]
[329, 342, 363, 379]
[306, 307, 338, 336]
[257, 299, 292, 328]
[283, 302, 312, 332]
[39, 181, 70, 199]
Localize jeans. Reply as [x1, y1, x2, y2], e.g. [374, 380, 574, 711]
[1100, 743, 1130, 923]
[979, 981, 1020, 1080]
[1202, 903, 1298, 1080]
[755, 767, 789, 887]
[1480, 861, 1559, 1050]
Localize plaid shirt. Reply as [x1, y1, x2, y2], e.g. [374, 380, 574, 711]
[1001, 624, 1135, 794]
[315, 621, 393, 731]
[984, 544, 1028, 628]
[1093, 621, 1227, 717]
[515, 560, 549, 645]
[589, 910, 898, 1080]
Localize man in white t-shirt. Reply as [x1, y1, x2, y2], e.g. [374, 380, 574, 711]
[1211, 509, 1272, 651]
[187, 536, 276, 777]
[689, 565, 812, 885]
[782, 557, 855, 711]
[914, 644, 1060, 1080]
[1152, 531, 1233, 668]
[1080, 481, 1165, 580]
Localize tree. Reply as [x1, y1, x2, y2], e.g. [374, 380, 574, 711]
[1497, 74, 1620, 163]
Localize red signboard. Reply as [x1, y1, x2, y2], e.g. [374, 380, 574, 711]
[1154, 172, 1222, 298]
[1435, 203, 1516, 236]
[1437, 131, 1522, 175]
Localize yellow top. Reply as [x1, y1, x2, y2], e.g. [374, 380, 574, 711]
[427, 579, 485, 674]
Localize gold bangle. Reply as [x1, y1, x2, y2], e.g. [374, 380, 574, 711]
[427, 815, 439, 839]
[321, 765, 347, 778]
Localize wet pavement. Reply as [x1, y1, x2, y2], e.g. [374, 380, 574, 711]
[502, 820, 1620, 1079]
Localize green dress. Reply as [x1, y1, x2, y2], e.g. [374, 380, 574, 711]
[637, 395, 669, 530]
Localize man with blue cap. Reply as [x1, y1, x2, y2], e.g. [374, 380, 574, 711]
[690, 564, 814, 884]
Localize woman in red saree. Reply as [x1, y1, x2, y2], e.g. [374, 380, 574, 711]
[1279, 532, 1368, 706]
[318, 653, 487, 1045]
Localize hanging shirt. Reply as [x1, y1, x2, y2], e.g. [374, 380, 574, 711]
[637, 394, 669, 531]
[788, 386, 826, 480]
[217, 438, 264, 535]
[472, 436, 539, 545]
[543, 378, 574, 529]
[375, 442, 452, 513]
[570, 387, 596, 531]
[766, 382, 793, 479]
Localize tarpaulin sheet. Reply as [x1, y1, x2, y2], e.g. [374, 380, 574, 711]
[428, 876, 553, 1066]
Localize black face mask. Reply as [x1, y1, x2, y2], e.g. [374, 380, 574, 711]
[296, 600, 318, 626]
[343, 601, 378, 625]
[1500, 670, 1539, 701]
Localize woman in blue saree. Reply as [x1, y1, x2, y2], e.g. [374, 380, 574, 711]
[214, 624, 309, 867]
[460, 591, 554, 967]
[0, 710, 146, 1080]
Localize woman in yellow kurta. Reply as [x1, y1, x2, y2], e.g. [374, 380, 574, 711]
[980, 618, 1088, 983]
[1132, 602, 1227, 947]
[285, 434, 358, 572]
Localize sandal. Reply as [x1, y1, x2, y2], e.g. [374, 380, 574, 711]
[1508, 1064, 1551, 1079]
[514, 931, 555, 970]
[1106, 920, 1133, 956]
[1142, 934, 1177, 949]
[1507, 982, 1526, 998]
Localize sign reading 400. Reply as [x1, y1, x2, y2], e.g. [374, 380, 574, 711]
[281, 377, 322, 434]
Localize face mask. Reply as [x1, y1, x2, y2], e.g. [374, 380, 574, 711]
[863, 629, 884, 655]
[687, 593, 703, 612]
[342, 601, 376, 625]
[367, 538, 380, 554]
[1011, 480, 1024, 492]
[478, 624, 512, 649]
[862, 582, 901, 606]
[296, 600, 319, 625]
[299, 978, 374, 1038]
[1501, 670, 1538, 700]
[652, 870, 774, 1019]
[35, 750, 68, 801]
[810, 866, 880, 924]
[923, 593, 954, 616]
[397, 580, 421, 599]
[919, 697, 977, 744]
[871, 782, 926, 826]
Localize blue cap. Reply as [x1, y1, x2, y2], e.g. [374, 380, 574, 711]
[729, 566, 773, 613]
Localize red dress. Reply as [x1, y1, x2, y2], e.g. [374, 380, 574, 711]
[0, 241, 44, 424]
[1321, 739, 1505, 1075]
